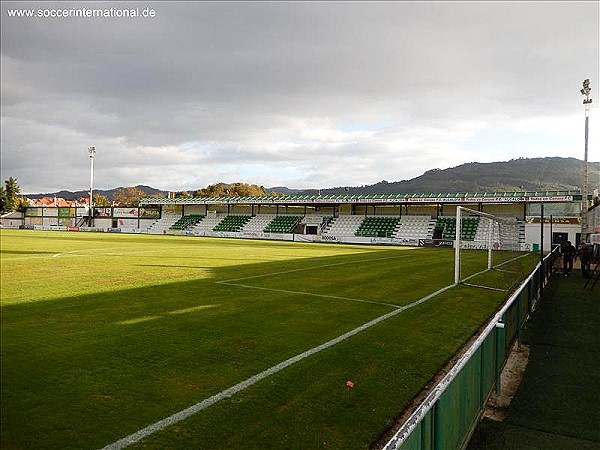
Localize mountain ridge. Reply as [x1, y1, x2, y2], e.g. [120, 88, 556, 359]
[267, 157, 599, 195]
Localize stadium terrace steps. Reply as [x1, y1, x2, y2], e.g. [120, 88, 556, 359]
[322, 215, 364, 236]
[190, 214, 226, 233]
[242, 214, 276, 232]
[147, 212, 182, 234]
[394, 216, 436, 239]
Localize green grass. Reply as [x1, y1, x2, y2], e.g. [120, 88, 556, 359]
[0, 230, 538, 449]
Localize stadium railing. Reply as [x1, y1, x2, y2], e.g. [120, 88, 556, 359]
[381, 246, 559, 450]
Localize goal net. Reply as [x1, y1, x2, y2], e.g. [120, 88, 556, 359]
[453, 206, 526, 290]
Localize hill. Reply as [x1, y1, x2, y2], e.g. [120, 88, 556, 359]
[25, 185, 166, 201]
[267, 157, 599, 195]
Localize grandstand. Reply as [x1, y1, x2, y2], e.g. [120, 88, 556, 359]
[17, 189, 586, 252]
[145, 209, 525, 252]
[143, 209, 525, 250]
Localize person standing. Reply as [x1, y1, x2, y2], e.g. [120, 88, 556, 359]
[576, 242, 592, 278]
[563, 240, 576, 276]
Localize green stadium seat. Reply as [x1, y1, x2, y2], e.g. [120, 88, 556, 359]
[263, 215, 302, 233]
[212, 215, 251, 232]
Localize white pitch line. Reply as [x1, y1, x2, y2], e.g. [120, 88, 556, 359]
[218, 281, 402, 309]
[100, 282, 457, 450]
[462, 282, 508, 292]
[3, 246, 139, 261]
[219, 254, 410, 284]
[1, 254, 60, 262]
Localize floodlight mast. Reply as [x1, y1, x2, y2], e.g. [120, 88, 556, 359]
[88, 146, 96, 226]
[581, 79, 592, 242]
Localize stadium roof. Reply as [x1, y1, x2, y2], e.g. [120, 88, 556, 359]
[140, 190, 583, 206]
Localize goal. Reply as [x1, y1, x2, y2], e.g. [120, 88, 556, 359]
[453, 206, 523, 286]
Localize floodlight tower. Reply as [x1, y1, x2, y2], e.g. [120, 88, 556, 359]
[580, 79, 592, 241]
[88, 146, 96, 226]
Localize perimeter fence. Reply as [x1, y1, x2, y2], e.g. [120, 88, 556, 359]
[382, 247, 559, 450]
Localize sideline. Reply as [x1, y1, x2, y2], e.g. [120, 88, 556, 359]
[100, 282, 457, 449]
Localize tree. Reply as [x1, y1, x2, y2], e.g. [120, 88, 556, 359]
[112, 187, 146, 206]
[1, 177, 21, 213]
[175, 191, 192, 198]
[0, 186, 6, 214]
[93, 193, 111, 207]
[194, 183, 229, 197]
[229, 183, 267, 196]
[15, 197, 30, 212]
[193, 182, 267, 197]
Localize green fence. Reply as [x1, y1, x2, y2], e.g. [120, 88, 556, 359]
[383, 248, 558, 450]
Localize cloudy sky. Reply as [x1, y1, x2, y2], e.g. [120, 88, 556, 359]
[1, 1, 599, 194]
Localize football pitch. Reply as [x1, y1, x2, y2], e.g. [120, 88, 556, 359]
[0, 230, 538, 449]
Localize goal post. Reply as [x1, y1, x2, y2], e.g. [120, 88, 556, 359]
[454, 206, 522, 285]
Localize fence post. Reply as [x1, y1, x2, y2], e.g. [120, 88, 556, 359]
[479, 343, 485, 406]
[433, 402, 440, 450]
[494, 317, 505, 396]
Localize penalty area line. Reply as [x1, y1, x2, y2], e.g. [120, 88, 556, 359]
[218, 254, 411, 284]
[100, 282, 457, 450]
[217, 280, 402, 309]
